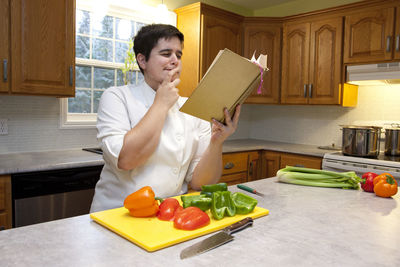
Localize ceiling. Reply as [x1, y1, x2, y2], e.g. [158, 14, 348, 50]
[223, 0, 298, 10]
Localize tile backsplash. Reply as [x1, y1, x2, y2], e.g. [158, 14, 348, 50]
[1, 84, 399, 154]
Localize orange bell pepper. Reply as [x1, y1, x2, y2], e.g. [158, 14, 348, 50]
[373, 173, 398, 198]
[124, 186, 159, 217]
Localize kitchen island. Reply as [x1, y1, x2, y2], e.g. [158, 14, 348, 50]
[1, 178, 399, 266]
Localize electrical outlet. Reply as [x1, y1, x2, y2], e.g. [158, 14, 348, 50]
[0, 119, 8, 135]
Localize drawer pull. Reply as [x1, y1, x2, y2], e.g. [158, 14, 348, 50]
[396, 35, 400, 52]
[224, 162, 234, 169]
[303, 84, 307, 98]
[69, 66, 73, 86]
[308, 84, 312, 98]
[386, 36, 391, 52]
[294, 164, 305, 167]
[3, 59, 7, 82]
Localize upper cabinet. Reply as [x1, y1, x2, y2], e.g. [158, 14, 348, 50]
[242, 19, 282, 104]
[2, 0, 75, 97]
[281, 17, 343, 105]
[343, 6, 397, 63]
[0, 0, 10, 93]
[175, 3, 242, 97]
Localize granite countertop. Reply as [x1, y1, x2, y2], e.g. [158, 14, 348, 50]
[1, 178, 398, 266]
[0, 139, 334, 175]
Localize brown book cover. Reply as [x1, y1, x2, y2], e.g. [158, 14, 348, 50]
[179, 48, 268, 122]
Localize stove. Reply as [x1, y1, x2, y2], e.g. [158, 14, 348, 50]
[322, 151, 400, 181]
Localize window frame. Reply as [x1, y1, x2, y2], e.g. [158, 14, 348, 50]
[60, 1, 176, 129]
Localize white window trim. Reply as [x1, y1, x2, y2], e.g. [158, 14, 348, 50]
[60, 1, 176, 129]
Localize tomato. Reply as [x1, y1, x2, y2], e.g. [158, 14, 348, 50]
[174, 206, 210, 230]
[373, 173, 398, 198]
[360, 172, 378, 192]
[157, 198, 183, 221]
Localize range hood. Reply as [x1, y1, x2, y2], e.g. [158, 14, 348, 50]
[347, 62, 400, 85]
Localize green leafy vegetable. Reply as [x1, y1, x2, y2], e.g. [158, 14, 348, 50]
[277, 166, 361, 189]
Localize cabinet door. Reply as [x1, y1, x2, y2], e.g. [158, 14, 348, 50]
[344, 7, 395, 63]
[281, 22, 310, 104]
[222, 152, 248, 176]
[395, 6, 400, 60]
[0, 175, 12, 229]
[309, 17, 342, 105]
[0, 0, 10, 93]
[11, 0, 75, 96]
[201, 14, 241, 78]
[220, 172, 247, 186]
[243, 24, 281, 104]
[280, 153, 322, 169]
[261, 151, 281, 178]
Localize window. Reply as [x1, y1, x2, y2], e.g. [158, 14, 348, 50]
[60, 0, 176, 128]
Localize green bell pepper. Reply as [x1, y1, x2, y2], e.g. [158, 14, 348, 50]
[211, 191, 236, 220]
[201, 182, 228, 197]
[180, 194, 212, 211]
[231, 192, 258, 214]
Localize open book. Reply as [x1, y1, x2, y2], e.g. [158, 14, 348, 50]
[179, 48, 268, 123]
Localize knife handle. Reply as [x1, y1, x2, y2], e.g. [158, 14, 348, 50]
[237, 184, 256, 194]
[224, 217, 253, 235]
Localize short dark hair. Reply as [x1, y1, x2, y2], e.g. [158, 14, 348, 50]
[133, 24, 184, 73]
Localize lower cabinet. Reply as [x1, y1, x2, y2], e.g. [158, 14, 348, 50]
[262, 151, 322, 178]
[0, 175, 12, 230]
[220, 151, 261, 185]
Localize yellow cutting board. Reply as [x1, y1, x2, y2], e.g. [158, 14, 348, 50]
[90, 195, 269, 252]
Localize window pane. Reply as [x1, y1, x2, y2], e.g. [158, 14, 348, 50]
[116, 18, 134, 40]
[94, 67, 114, 89]
[92, 14, 113, 38]
[68, 90, 91, 113]
[75, 65, 91, 88]
[135, 22, 146, 35]
[76, 35, 90, 59]
[115, 41, 129, 63]
[93, 90, 104, 113]
[92, 38, 113, 62]
[116, 69, 125, 86]
[76, 9, 90, 34]
[137, 71, 144, 83]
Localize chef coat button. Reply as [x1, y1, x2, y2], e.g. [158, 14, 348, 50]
[172, 168, 178, 174]
[176, 134, 182, 141]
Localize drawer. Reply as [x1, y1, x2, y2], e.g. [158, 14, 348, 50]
[220, 172, 247, 186]
[222, 153, 248, 175]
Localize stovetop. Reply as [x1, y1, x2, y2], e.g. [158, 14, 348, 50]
[324, 151, 400, 167]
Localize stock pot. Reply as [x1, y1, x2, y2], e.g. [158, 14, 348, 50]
[341, 125, 382, 157]
[385, 128, 400, 156]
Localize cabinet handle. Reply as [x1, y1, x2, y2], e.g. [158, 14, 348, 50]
[303, 84, 307, 98]
[3, 59, 7, 82]
[396, 35, 400, 52]
[69, 66, 73, 86]
[386, 36, 391, 52]
[294, 164, 305, 167]
[249, 161, 253, 176]
[308, 84, 313, 98]
[224, 162, 234, 170]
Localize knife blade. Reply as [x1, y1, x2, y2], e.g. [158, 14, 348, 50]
[237, 184, 265, 196]
[180, 217, 253, 259]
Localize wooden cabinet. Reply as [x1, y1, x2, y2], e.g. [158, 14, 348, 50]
[396, 5, 400, 60]
[0, 0, 10, 93]
[242, 19, 282, 104]
[1, 0, 75, 96]
[344, 6, 397, 63]
[281, 17, 343, 105]
[220, 151, 261, 185]
[0, 175, 12, 230]
[175, 2, 242, 97]
[262, 151, 322, 178]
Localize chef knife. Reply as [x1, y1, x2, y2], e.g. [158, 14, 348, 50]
[180, 217, 253, 259]
[237, 184, 265, 196]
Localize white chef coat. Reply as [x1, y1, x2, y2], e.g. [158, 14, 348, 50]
[90, 81, 211, 212]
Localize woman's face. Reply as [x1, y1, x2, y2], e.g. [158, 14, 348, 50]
[138, 36, 182, 90]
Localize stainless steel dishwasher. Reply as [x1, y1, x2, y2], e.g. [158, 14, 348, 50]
[12, 165, 102, 227]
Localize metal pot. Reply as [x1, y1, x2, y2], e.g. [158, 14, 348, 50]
[341, 125, 382, 157]
[385, 128, 400, 156]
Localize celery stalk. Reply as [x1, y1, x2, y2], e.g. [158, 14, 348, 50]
[277, 166, 361, 190]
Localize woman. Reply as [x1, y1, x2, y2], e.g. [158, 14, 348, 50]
[90, 24, 240, 212]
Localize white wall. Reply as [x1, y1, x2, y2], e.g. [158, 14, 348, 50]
[1, 84, 399, 154]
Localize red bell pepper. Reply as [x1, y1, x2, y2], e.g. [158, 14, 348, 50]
[360, 172, 378, 192]
[174, 206, 210, 230]
[157, 198, 183, 221]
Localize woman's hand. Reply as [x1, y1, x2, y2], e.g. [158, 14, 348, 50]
[154, 67, 181, 111]
[211, 105, 241, 145]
